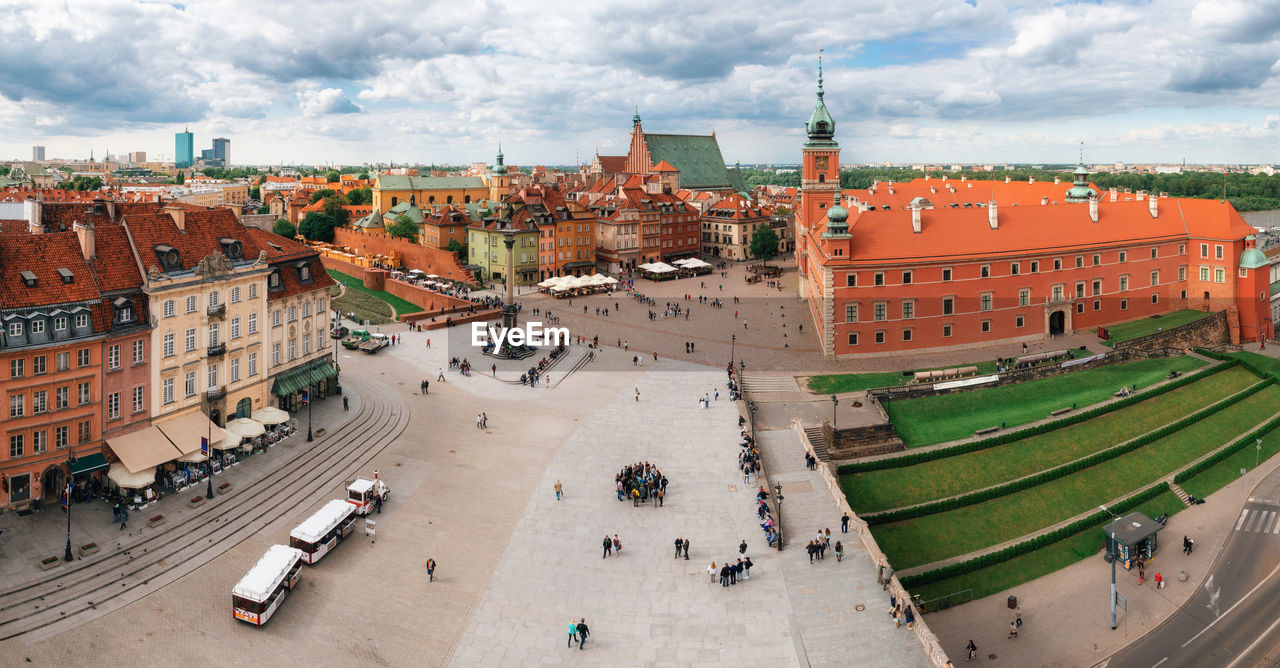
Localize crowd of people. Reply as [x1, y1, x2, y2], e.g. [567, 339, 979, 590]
[806, 529, 844, 563]
[615, 462, 669, 507]
[709, 543, 755, 587]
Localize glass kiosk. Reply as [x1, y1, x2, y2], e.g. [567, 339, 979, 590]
[1103, 511, 1164, 570]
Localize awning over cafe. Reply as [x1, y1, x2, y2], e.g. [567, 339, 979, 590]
[271, 358, 338, 396]
[68, 453, 110, 477]
[106, 427, 184, 474]
[155, 410, 232, 456]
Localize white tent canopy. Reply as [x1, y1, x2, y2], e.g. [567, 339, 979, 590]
[224, 417, 266, 439]
[253, 407, 290, 425]
[108, 463, 156, 489]
[639, 262, 678, 273]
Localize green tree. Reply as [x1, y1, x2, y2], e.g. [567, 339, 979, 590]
[447, 238, 464, 260]
[272, 218, 297, 238]
[749, 224, 780, 266]
[59, 175, 104, 191]
[321, 194, 350, 227]
[386, 214, 418, 240]
[358, 172, 370, 181]
[249, 186, 261, 200]
[176, 171, 185, 185]
[310, 188, 337, 203]
[0, 166, 10, 177]
[257, 205, 270, 214]
[325, 170, 341, 183]
[345, 187, 372, 205]
[299, 212, 337, 243]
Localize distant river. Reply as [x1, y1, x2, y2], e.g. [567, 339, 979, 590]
[1242, 209, 1280, 229]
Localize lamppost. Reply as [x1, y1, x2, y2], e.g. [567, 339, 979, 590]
[730, 333, 736, 367]
[774, 482, 783, 508]
[63, 451, 74, 562]
[1100, 504, 1119, 630]
[831, 394, 839, 430]
[205, 418, 214, 500]
[306, 384, 314, 442]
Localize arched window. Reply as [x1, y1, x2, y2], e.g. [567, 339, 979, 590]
[465, 195, 471, 204]
[447, 195, 454, 204]
[391, 197, 398, 207]
[818, 174, 825, 183]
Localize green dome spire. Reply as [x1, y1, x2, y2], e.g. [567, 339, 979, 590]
[493, 141, 507, 175]
[823, 190, 850, 238]
[805, 50, 837, 148]
[1065, 141, 1097, 202]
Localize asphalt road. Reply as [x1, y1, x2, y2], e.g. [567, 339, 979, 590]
[1110, 469, 1280, 668]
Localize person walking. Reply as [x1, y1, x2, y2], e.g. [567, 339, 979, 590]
[707, 561, 717, 583]
[835, 541, 844, 562]
[438, 368, 446, 382]
[492, 363, 497, 377]
[612, 534, 621, 556]
[683, 537, 690, 559]
[1155, 572, 1164, 589]
[576, 619, 590, 650]
[554, 480, 563, 501]
[743, 556, 752, 580]
[634, 388, 640, 402]
[476, 413, 483, 429]
[966, 640, 978, 662]
[426, 558, 436, 582]
[739, 539, 748, 556]
[841, 512, 850, 533]
[1008, 621, 1018, 639]
[567, 620, 579, 648]
[674, 537, 684, 559]
[807, 540, 816, 563]
[423, 379, 429, 395]
[481, 412, 488, 429]
[602, 535, 612, 558]
[343, 395, 349, 410]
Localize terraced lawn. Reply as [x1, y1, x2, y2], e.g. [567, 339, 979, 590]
[885, 356, 1207, 447]
[327, 269, 423, 317]
[1181, 425, 1280, 500]
[906, 491, 1187, 608]
[872, 385, 1280, 570]
[843, 366, 1259, 514]
[807, 360, 998, 394]
[1099, 309, 1213, 346]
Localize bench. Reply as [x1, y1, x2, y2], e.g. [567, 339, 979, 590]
[975, 426, 1001, 436]
[1049, 407, 1073, 417]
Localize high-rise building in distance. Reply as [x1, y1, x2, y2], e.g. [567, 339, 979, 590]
[31, 145, 44, 161]
[129, 151, 146, 164]
[212, 137, 230, 166]
[175, 128, 194, 168]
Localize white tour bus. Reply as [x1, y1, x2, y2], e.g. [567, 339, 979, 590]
[232, 545, 305, 626]
[289, 499, 358, 564]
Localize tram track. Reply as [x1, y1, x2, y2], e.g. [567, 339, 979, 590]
[0, 377, 410, 642]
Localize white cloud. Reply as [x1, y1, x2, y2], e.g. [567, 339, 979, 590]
[297, 89, 363, 116]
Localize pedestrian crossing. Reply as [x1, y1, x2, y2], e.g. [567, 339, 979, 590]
[739, 375, 800, 392]
[1235, 506, 1280, 534]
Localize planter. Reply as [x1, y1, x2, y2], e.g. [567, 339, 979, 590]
[148, 514, 165, 528]
[79, 542, 99, 557]
[315, 428, 326, 438]
[217, 482, 232, 495]
[40, 556, 62, 570]
[188, 496, 205, 508]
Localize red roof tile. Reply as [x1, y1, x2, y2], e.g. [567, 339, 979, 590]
[0, 232, 100, 308]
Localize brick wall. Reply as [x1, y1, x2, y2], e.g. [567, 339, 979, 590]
[1115, 310, 1228, 352]
[320, 255, 486, 323]
[331, 227, 471, 282]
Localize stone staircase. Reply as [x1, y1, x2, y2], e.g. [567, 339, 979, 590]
[740, 374, 800, 393]
[804, 426, 831, 461]
[1169, 481, 1193, 507]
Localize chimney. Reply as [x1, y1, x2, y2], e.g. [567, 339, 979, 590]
[911, 205, 922, 233]
[23, 198, 41, 232]
[1136, 190, 1146, 201]
[74, 221, 95, 261]
[1089, 196, 1099, 222]
[1028, 177, 1035, 184]
[930, 186, 936, 194]
[961, 175, 967, 182]
[988, 201, 998, 229]
[1149, 193, 1158, 218]
[1109, 187, 1118, 202]
[1005, 176, 1011, 184]
[1041, 196, 1049, 206]
[1053, 177, 1060, 185]
[164, 204, 186, 231]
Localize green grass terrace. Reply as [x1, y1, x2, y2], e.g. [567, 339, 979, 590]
[884, 355, 1206, 447]
[1098, 309, 1213, 347]
[843, 365, 1258, 514]
[807, 361, 999, 395]
[327, 269, 423, 320]
[871, 382, 1280, 571]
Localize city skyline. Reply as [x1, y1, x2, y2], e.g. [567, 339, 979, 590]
[1, 0, 1278, 166]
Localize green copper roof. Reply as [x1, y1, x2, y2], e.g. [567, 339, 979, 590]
[1240, 237, 1268, 269]
[805, 53, 837, 148]
[823, 190, 850, 238]
[493, 144, 507, 175]
[643, 133, 735, 190]
[383, 201, 425, 224]
[377, 175, 487, 190]
[353, 210, 383, 229]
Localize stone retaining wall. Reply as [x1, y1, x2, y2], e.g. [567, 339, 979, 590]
[823, 421, 904, 458]
[1115, 310, 1227, 352]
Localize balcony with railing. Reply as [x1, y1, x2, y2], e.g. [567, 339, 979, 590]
[205, 386, 226, 401]
[207, 342, 226, 357]
[207, 303, 226, 319]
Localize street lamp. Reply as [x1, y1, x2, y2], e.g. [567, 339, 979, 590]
[205, 418, 214, 500]
[730, 333, 736, 367]
[774, 482, 783, 507]
[1258, 438, 1263, 468]
[63, 451, 75, 562]
[306, 383, 314, 442]
[1100, 504, 1119, 630]
[831, 394, 839, 430]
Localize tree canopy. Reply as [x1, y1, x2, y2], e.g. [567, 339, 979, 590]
[321, 194, 350, 227]
[310, 188, 338, 203]
[447, 238, 464, 259]
[299, 212, 337, 243]
[345, 187, 372, 205]
[386, 214, 418, 240]
[749, 224, 780, 266]
[58, 175, 104, 191]
[272, 218, 297, 238]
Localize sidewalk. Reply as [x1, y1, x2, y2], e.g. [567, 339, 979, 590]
[755, 428, 931, 667]
[925, 440, 1280, 666]
[0, 391, 357, 589]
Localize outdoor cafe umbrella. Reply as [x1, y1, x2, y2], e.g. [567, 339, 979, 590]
[252, 407, 290, 425]
[177, 450, 208, 463]
[215, 434, 243, 451]
[225, 417, 266, 439]
[108, 463, 156, 489]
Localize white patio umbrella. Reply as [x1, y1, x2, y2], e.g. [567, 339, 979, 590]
[252, 407, 290, 425]
[215, 434, 244, 451]
[177, 450, 208, 463]
[108, 463, 156, 489]
[225, 417, 266, 439]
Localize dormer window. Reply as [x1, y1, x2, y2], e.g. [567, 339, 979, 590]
[154, 244, 181, 271]
[218, 237, 243, 260]
[296, 262, 312, 283]
[20, 271, 37, 287]
[268, 270, 282, 291]
[113, 297, 135, 324]
[57, 268, 74, 284]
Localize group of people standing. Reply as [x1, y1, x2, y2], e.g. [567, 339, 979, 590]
[806, 529, 843, 563]
[616, 462, 668, 507]
[708, 540, 755, 587]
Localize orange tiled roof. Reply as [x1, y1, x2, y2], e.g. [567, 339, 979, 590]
[122, 207, 265, 273]
[652, 160, 679, 172]
[846, 177, 1099, 210]
[705, 192, 771, 220]
[596, 155, 627, 173]
[89, 225, 144, 293]
[816, 198, 1255, 264]
[0, 232, 101, 308]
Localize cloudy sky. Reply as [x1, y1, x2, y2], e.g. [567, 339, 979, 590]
[1, 0, 1279, 166]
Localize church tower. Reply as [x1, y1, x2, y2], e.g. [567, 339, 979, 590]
[489, 143, 510, 202]
[800, 52, 841, 234]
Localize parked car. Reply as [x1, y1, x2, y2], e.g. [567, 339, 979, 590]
[359, 333, 390, 354]
[342, 329, 370, 349]
[330, 325, 350, 339]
